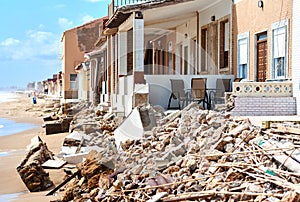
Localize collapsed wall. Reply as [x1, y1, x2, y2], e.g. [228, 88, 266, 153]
[54, 102, 300, 202]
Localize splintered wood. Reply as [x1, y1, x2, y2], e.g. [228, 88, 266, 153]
[55, 103, 300, 202]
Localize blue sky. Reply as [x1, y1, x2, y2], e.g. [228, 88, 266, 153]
[0, 0, 110, 89]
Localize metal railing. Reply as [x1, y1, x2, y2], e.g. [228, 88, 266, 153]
[109, 0, 150, 18]
[114, 0, 149, 8]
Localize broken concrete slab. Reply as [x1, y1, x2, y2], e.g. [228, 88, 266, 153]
[114, 107, 144, 149]
[42, 159, 66, 169]
[63, 152, 89, 165]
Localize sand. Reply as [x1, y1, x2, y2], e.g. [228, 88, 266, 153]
[0, 94, 68, 201]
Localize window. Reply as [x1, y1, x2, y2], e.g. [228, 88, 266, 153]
[272, 20, 288, 79]
[219, 19, 229, 69]
[201, 27, 208, 72]
[237, 32, 249, 79]
[70, 74, 78, 90]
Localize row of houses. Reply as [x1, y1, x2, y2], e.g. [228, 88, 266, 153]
[37, 0, 300, 116]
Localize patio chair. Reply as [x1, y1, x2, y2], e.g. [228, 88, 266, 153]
[167, 79, 189, 110]
[210, 78, 231, 109]
[190, 78, 207, 108]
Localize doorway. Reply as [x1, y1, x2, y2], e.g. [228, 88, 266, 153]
[256, 32, 268, 82]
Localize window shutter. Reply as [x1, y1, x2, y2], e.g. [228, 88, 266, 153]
[273, 26, 286, 58]
[238, 38, 248, 65]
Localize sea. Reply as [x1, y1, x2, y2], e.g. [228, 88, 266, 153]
[0, 91, 37, 137]
[0, 91, 36, 201]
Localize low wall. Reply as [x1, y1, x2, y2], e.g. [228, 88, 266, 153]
[232, 82, 293, 97]
[230, 97, 297, 116]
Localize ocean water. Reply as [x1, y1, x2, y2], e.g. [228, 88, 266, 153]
[0, 118, 37, 136]
[0, 91, 18, 103]
[0, 193, 21, 202]
[0, 91, 37, 136]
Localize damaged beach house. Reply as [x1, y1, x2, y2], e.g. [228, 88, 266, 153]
[76, 0, 297, 119]
[17, 0, 300, 201]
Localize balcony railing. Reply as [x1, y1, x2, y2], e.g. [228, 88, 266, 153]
[232, 81, 293, 97]
[109, 0, 149, 18]
[114, 0, 149, 7]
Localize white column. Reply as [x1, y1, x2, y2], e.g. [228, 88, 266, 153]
[118, 31, 127, 75]
[292, 1, 300, 115]
[133, 11, 144, 72]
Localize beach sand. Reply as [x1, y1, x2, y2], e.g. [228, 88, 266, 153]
[0, 94, 68, 201]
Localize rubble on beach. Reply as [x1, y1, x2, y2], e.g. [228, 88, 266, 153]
[17, 136, 54, 192]
[48, 102, 300, 202]
[16, 100, 300, 201]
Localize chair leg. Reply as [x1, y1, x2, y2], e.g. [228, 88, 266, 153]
[167, 94, 173, 110]
[168, 94, 181, 110]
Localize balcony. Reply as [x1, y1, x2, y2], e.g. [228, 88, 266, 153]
[109, 0, 149, 17]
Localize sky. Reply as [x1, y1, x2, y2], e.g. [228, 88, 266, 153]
[0, 0, 110, 89]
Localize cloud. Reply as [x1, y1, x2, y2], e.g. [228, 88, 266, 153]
[58, 18, 73, 29]
[38, 24, 45, 29]
[0, 30, 59, 62]
[0, 38, 20, 46]
[81, 15, 95, 24]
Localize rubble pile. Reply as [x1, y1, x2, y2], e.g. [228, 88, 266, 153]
[98, 116, 118, 136]
[69, 102, 103, 134]
[69, 101, 122, 136]
[42, 101, 78, 135]
[17, 136, 54, 192]
[56, 103, 300, 201]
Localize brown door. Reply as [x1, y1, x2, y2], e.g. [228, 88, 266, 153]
[256, 33, 267, 82]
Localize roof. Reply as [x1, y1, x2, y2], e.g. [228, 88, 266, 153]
[74, 63, 83, 71]
[106, 0, 194, 29]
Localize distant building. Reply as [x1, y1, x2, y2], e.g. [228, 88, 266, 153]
[61, 18, 107, 100]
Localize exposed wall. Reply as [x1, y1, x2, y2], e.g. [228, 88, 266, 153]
[198, 0, 232, 75]
[232, 0, 293, 80]
[62, 19, 105, 99]
[199, 0, 232, 27]
[62, 29, 84, 99]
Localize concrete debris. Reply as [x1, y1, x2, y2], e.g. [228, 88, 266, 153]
[16, 136, 54, 192]
[24, 101, 300, 201]
[114, 105, 163, 149]
[42, 158, 66, 169]
[226, 93, 236, 111]
[42, 100, 80, 135]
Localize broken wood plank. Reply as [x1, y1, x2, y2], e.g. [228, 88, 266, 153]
[276, 125, 300, 135]
[46, 170, 80, 196]
[254, 137, 300, 173]
[162, 191, 284, 202]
